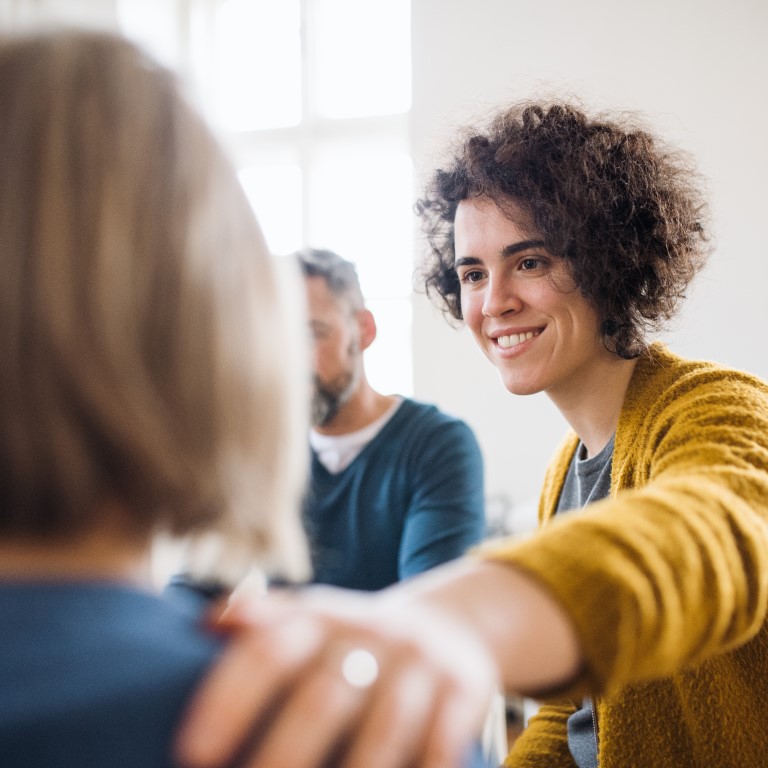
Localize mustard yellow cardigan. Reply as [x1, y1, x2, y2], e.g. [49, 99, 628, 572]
[479, 344, 768, 767]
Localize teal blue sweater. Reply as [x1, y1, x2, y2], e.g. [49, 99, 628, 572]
[304, 398, 485, 590]
[0, 581, 220, 767]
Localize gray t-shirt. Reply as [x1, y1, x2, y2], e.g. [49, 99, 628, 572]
[557, 434, 615, 768]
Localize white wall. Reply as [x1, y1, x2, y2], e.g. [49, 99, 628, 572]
[410, 0, 768, 529]
[0, 0, 117, 31]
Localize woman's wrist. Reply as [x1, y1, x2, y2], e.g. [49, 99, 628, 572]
[382, 557, 583, 696]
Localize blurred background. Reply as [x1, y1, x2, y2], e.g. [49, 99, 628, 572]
[2, 0, 766, 534]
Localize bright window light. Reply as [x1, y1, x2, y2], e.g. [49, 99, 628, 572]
[116, 0, 181, 68]
[116, 0, 414, 395]
[309, 150, 414, 298]
[314, 0, 412, 119]
[213, 0, 302, 131]
[365, 297, 413, 397]
[238, 164, 303, 257]
[308, 148, 413, 395]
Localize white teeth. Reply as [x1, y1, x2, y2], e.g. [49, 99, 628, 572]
[497, 331, 538, 349]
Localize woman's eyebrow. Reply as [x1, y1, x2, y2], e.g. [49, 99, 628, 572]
[455, 239, 547, 269]
[454, 255, 482, 269]
[501, 239, 547, 258]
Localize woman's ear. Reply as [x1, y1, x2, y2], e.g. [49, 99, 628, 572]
[356, 308, 377, 352]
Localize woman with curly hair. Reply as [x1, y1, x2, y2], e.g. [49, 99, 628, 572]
[417, 102, 708, 361]
[408, 101, 768, 767]
[176, 102, 768, 768]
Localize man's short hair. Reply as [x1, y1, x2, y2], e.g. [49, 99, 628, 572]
[294, 248, 365, 312]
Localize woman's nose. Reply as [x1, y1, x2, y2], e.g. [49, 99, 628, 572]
[481, 277, 522, 318]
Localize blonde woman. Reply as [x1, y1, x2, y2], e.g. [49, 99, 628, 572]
[0, 29, 309, 766]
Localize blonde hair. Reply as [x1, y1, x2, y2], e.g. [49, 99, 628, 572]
[0, 30, 309, 581]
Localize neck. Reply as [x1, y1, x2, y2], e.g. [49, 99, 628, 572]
[0, 524, 152, 585]
[315, 379, 396, 436]
[549, 354, 638, 458]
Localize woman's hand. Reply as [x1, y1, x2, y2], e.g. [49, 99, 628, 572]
[174, 585, 499, 768]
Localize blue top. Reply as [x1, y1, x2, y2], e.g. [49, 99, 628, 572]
[304, 398, 486, 590]
[0, 580, 221, 767]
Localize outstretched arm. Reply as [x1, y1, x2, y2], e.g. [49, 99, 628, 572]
[174, 558, 581, 768]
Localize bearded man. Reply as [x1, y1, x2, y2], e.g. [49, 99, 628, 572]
[295, 248, 486, 590]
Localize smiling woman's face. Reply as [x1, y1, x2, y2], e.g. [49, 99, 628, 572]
[453, 196, 612, 402]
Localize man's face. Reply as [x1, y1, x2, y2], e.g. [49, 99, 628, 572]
[305, 275, 363, 427]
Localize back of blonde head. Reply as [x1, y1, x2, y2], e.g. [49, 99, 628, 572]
[0, 30, 309, 582]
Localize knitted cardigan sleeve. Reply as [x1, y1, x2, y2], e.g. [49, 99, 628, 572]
[501, 700, 577, 767]
[477, 346, 768, 704]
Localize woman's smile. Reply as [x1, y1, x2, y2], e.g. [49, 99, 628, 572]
[453, 196, 614, 403]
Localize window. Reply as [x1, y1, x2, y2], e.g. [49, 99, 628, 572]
[118, 0, 414, 396]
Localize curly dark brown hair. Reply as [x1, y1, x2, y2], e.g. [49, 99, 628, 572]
[415, 101, 711, 358]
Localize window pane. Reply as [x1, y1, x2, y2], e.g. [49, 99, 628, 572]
[365, 297, 413, 396]
[213, 0, 301, 131]
[314, 0, 411, 119]
[308, 147, 413, 396]
[308, 148, 413, 297]
[239, 164, 303, 256]
[117, 0, 181, 68]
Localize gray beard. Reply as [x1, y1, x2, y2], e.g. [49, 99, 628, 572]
[311, 370, 358, 427]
